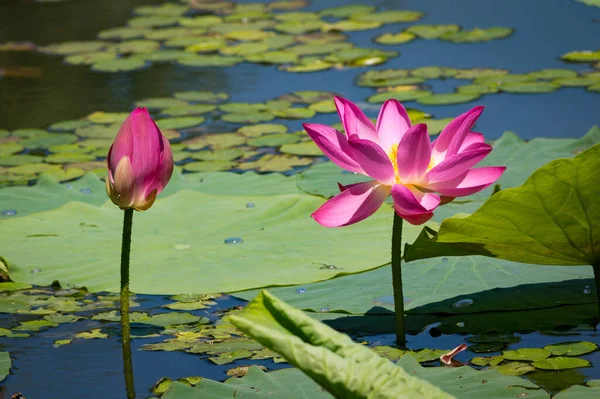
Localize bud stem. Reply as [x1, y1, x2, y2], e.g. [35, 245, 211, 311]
[391, 212, 406, 347]
[120, 208, 135, 399]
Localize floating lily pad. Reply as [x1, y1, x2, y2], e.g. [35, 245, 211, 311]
[22, 133, 78, 148]
[46, 153, 96, 164]
[533, 357, 591, 371]
[75, 124, 119, 138]
[246, 51, 299, 64]
[161, 104, 216, 117]
[457, 84, 499, 95]
[48, 119, 91, 132]
[225, 29, 274, 42]
[543, 342, 598, 356]
[493, 362, 535, 376]
[500, 81, 561, 93]
[190, 148, 243, 161]
[248, 133, 300, 147]
[262, 34, 295, 50]
[128, 15, 180, 28]
[275, 20, 323, 34]
[0, 155, 44, 166]
[287, 42, 353, 56]
[237, 154, 312, 172]
[64, 51, 118, 65]
[322, 20, 382, 32]
[588, 82, 600, 92]
[136, 98, 190, 109]
[560, 50, 600, 63]
[374, 32, 416, 45]
[155, 117, 205, 130]
[553, 76, 600, 87]
[178, 55, 243, 67]
[470, 356, 504, 367]
[221, 112, 275, 124]
[440, 27, 514, 43]
[91, 58, 148, 72]
[183, 38, 225, 53]
[417, 92, 480, 105]
[308, 99, 336, 113]
[453, 68, 510, 79]
[503, 348, 551, 362]
[237, 123, 288, 137]
[115, 40, 160, 54]
[424, 118, 455, 135]
[296, 32, 347, 44]
[273, 107, 316, 119]
[367, 90, 433, 103]
[351, 10, 424, 24]
[134, 3, 189, 16]
[39, 41, 110, 55]
[280, 58, 333, 72]
[220, 42, 270, 56]
[87, 112, 130, 124]
[280, 141, 322, 156]
[527, 69, 578, 79]
[179, 16, 223, 28]
[174, 90, 228, 103]
[406, 24, 461, 39]
[183, 133, 247, 150]
[138, 50, 196, 62]
[97, 27, 151, 40]
[319, 5, 375, 18]
[267, 0, 309, 11]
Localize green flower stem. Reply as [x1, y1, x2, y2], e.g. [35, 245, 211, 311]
[593, 262, 600, 319]
[391, 212, 406, 347]
[120, 208, 135, 399]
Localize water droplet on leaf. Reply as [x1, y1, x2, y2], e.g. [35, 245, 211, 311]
[80, 188, 92, 194]
[442, 257, 448, 262]
[584, 286, 592, 294]
[1, 210, 17, 216]
[224, 237, 243, 244]
[246, 202, 255, 208]
[452, 298, 474, 308]
[319, 264, 338, 270]
[295, 288, 307, 294]
[319, 307, 330, 312]
[456, 322, 465, 327]
[31, 269, 41, 274]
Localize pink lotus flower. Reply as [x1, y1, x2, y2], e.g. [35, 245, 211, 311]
[106, 108, 174, 211]
[303, 97, 505, 226]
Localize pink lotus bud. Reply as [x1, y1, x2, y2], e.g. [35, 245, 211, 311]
[105, 108, 173, 211]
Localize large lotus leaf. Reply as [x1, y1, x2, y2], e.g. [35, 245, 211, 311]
[0, 190, 426, 294]
[0, 170, 300, 218]
[406, 143, 600, 266]
[553, 385, 600, 399]
[236, 260, 593, 316]
[227, 290, 453, 399]
[0, 351, 10, 382]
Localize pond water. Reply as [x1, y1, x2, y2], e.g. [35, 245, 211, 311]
[0, 0, 600, 397]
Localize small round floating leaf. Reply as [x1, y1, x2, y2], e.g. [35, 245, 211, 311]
[183, 133, 247, 150]
[425, 118, 455, 135]
[322, 20, 382, 32]
[223, 11, 271, 23]
[272, 107, 316, 119]
[178, 55, 243, 67]
[453, 68, 510, 79]
[225, 30, 274, 42]
[166, 36, 215, 48]
[76, 124, 120, 138]
[144, 28, 202, 41]
[91, 58, 148, 72]
[457, 84, 499, 95]
[137, 50, 196, 62]
[87, 112, 130, 124]
[238, 124, 288, 137]
[45, 153, 96, 164]
[220, 42, 269, 56]
[278, 91, 335, 104]
[553, 76, 600, 87]
[175, 91, 228, 103]
[440, 27, 514, 43]
[325, 48, 397, 65]
[191, 148, 243, 161]
[209, 21, 276, 35]
[500, 81, 560, 93]
[262, 34, 295, 50]
[533, 357, 591, 371]
[0, 155, 44, 166]
[64, 52, 118, 65]
[527, 69, 578, 80]
[275, 20, 323, 34]
[237, 154, 312, 172]
[22, 134, 78, 148]
[267, 0, 309, 11]
[48, 120, 91, 132]
[309, 99, 336, 113]
[155, 117, 205, 130]
[411, 66, 457, 79]
[127, 15, 179, 28]
[417, 92, 481, 105]
[470, 356, 504, 367]
[319, 5, 375, 18]
[406, 24, 460, 39]
[222, 112, 275, 124]
[48, 167, 86, 182]
[182, 161, 236, 172]
[503, 348, 551, 362]
[48, 143, 93, 153]
[374, 32, 416, 45]
[356, 69, 416, 87]
[588, 82, 600, 92]
[544, 341, 598, 356]
[11, 128, 47, 137]
[351, 10, 424, 24]
[219, 103, 267, 113]
[367, 90, 433, 103]
[136, 98, 190, 110]
[134, 3, 189, 16]
[39, 41, 110, 55]
[248, 133, 300, 147]
[406, 109, 430, 122]
[179, 16, 223, 28]
[280, 58, 332, 73]
[296, 32, 347, 44]
[280, 141, 321, 156]
[115, 40, 160, 54]
[561, 50, 600, 62]
[287, 42, 353, 56]
[161, 104, 216, 117]
[493, 362, 535, 376]
[97, 27, 151, 40]
[245, 51, 298, 64]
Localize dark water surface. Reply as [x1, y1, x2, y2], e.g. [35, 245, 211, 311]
[1, 0, 600, 397]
